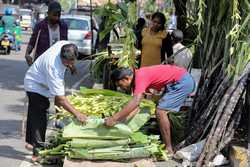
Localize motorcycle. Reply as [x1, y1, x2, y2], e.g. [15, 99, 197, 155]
[0, 33, 12, 55]
[0, 30, 15, 55]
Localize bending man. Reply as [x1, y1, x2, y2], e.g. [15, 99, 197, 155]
[24, 41, 86, 161]
[105, 65, 195, 154]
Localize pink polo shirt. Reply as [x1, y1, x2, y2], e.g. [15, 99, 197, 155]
[133, 65, 187, 95]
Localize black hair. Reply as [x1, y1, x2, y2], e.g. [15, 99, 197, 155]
[111, 68, 133, 82]
[61, 44, 78, 60]
[136, 18, 146, 29]
[151, 12, 166, 31]
[48, 1, 61, 13]
[171, 29, 183, 43]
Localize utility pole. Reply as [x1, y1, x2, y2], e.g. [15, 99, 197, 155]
[90, 0, 93, 54]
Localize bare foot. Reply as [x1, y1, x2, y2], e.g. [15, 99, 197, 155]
[165, 146, 174, 155]
[31, 155, 40, 162]
[25, 143, 33, 151]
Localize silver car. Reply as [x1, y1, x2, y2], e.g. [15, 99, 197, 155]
[61, 15, 98, 56]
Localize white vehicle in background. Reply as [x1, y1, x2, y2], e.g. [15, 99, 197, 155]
[61, 15, 98, 58]
[19, 9, 33, 30]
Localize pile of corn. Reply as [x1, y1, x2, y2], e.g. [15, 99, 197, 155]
[54, 87, 155, 119]
[39, 87, 167, 160]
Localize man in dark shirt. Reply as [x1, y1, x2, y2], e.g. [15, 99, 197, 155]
[25, 1, 68, 66]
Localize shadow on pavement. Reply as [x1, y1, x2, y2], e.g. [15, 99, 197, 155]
[0, 119, 23, 139]
[0, 58, 28, 91]
[7, 102, 26, 115]
[0, 145, 28, 161]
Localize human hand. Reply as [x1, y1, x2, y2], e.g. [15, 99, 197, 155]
[104, 117, 117, 127]
[69, 65, 77, 75]
[75, 112, 87, 123]
[25, 55, 33, 66]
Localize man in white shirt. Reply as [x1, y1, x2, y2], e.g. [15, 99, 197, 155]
[24, 40, 86, 161]
[169, 29, 192, 70]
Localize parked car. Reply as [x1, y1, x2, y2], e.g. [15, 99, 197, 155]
[68, 7, 101, 25]
[61, 15, 98, 57]
[19, 8, 33, 30]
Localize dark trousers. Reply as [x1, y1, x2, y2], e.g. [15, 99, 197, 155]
[26, 92, 50, 156]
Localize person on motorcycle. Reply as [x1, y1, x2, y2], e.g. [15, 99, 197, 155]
[1, 8, 16, 32]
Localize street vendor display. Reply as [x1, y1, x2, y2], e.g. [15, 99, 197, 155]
[39, 87, 167, 161]
[105, 65, 195, 154]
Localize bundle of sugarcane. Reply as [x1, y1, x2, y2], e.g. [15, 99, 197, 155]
[175, 0, 249, 166]
[196, 63, 249, 166]
[40, 88, 167, 161]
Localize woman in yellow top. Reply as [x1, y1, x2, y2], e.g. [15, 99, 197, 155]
[136, 12, 173, 67]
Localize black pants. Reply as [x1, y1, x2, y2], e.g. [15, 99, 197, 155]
[26, 92, 50, 156]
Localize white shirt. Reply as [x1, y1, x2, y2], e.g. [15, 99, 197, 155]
[172, 43, 193, 69]
[24, 40, 70, 98]
[48, 24, 60, 46]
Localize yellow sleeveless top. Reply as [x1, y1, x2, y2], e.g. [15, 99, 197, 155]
[141, 28, 167, 67]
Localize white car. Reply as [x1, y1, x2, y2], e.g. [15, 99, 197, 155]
[19, 9, 33, 30]
[61, 15, 98, 57]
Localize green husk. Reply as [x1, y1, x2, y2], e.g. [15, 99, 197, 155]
[79, 87, 131, 98]
[39, 144, 67, 157]
[68, 138, 131, 149]
[67, 144, 161, 160]
[126, 108, 151, 132]
[63, 121, 132, 140]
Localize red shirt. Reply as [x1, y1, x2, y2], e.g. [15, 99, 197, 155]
[133, 65, 187, 95]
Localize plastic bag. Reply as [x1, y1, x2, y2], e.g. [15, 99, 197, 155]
[175, 139, 205, 161]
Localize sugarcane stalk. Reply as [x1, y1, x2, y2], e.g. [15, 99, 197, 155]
[202, 0, 213, 55]
[195, 82, 236, 166]
[203, 29, 218, 71]
[212, 32, 225, 66]
[203, 66, 250, 163]
[177, 74, 230, 149]
[191, 69, 224, 124]
[218, 98, 243, 150]
[196, 63, 250, 167]
[202, 92, 245, 166]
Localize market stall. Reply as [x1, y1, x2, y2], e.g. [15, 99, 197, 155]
[38, 87, 172, 165]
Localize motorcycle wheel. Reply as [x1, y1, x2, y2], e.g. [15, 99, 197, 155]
[7, 47, 11, 55]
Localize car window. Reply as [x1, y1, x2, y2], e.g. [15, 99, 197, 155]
[62, 18, 89, 30]
[20, 10, 31, 16]
[70, 10, 89, 16]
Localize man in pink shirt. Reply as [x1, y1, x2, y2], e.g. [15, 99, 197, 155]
[105, 65, 195, 154]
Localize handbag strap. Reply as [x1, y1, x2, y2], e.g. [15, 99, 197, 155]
[32, 30, 41, 59]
